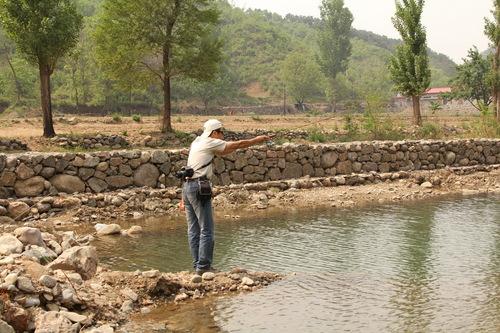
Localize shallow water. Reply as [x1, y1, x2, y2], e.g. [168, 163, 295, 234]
[95, 195, 500, 332]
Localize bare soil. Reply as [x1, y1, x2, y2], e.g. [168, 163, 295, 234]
[0, 111, 486, 152]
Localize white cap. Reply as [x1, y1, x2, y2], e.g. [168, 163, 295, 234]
[200, 119, 223, 138]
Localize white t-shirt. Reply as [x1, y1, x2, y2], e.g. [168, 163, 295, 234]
[187, 136, 226, 179]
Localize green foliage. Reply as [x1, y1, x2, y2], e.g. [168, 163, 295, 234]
[132, 114, 141, 123]
[0, 0, 457, 115]
[389, 0, 431, 97]
[307, 126, 328, 143]
[450, 47, 492, 111]
[121, 130, 128, 136]
[484, 0, 500, 121]
[111, 112, 121, 123]
[470, 107, 500, 137]
[95, 0, 222, 131]
[418, 122, 442, 139]
[281, 50, 325, 104]
[318, 0, 353, 80]
[0, 0, 83, 69]
[173, 62, 240, 110]
[343, 113, 359, 137]
[430, 101, 442, 111]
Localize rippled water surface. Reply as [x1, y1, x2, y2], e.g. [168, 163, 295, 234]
[95, 195, 500, 332]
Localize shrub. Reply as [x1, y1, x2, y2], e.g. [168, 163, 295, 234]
[418, 122, 442, 139]
[132, 114, 141, 122]
[251, 115, 262, 122]
[111, 113, 122, 123]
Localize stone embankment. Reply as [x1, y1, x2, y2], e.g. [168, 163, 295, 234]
[0, 139, 28, 153]
[0, 226, 281, 332]
[50, 135, 129, 150]
[1, 139, 498, 200]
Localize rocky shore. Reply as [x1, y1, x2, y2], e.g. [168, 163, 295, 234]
[0, 225, 282, 332]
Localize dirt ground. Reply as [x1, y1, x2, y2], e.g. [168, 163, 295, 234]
[0, 110, 485, 152]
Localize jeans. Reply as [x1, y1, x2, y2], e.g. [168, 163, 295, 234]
[182, 180, 214, 271]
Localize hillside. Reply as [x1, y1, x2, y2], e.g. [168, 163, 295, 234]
[0, 0, 457, 114]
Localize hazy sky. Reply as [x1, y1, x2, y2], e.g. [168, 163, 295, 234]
[230, 0, 493, 64]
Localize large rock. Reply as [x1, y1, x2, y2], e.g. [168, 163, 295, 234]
[445, 151, 456, 165]
[7, 201, 30, 220]
[0, 216, 15, 224]
[14, 227, 45, 247]
[50, 175, 85, 194]
[321, 151, 339, 168]
[282, 163, 303, 179]
[0, 155, 5, 173]
[336, 161, 353, 174]
[14, 176, 45, 197]
[0, 319, 15, 333]
[95, 223, 121, 236]
[52, 197, 82, 209]
[23, 245, 58, 264]
[0, 234, 23, 255]
[133, 163, 159, 188]
[151, 151, 170, 164]
[34, 311, 76, 333]
[48, 246, 98, 280]
[88, 177, 108, 193]
[0, 171, 16, 187]
[105, 176, 132, 189]
[15, 163, 34, 180]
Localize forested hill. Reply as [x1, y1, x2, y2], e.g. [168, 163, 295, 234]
[0, 0, 457, 114]
[217, 2, 456, 100]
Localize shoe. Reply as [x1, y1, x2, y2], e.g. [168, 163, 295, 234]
[195, 267, 217, 275]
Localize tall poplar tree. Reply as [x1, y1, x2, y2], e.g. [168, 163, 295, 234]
[318, 0, 353, 109]
[0, 0, 82, 137]
[485, 0, 500, 121]
[95, 0, 222, 133]
[389, 0, 431, 126]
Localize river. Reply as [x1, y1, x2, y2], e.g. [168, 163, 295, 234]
[94, 194, 500, 332]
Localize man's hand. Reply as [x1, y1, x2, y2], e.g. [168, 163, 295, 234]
[179, 199, 185, 212]
[255, 135, 271, 143]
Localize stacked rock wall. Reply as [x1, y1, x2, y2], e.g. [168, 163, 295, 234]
[0, 139, 498, 198]
[0, 139, 28, 152]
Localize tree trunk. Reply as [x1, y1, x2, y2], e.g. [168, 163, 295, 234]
[39, 63, 56, 138]
[162, 77, 172, 132]
[71, 65, 79, 110]
[6, 54, 22, 104]
[412, 95, 422, 126]
[496, 42, 500, 121]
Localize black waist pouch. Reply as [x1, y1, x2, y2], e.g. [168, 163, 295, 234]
[197, 179, 212, 199]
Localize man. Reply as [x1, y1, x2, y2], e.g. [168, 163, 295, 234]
[179, 119, 270, 275]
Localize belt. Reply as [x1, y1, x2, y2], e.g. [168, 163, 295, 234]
[186, 176, 208, 182]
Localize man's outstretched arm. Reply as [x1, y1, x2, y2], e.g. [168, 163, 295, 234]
[219, 135, 270, 155]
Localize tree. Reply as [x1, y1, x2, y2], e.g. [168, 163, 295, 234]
[450, 47, 492, 111]
[389, 0, 431, 126]
[485, 0, 500, 121]
[0, 0, 83, 137]
[95, 0, 222, 132]
[281, 51, 324, 110]
[318, 0, 353, 108]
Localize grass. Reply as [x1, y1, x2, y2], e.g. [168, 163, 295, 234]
[111, 113, 122, 123]
[132, 114, 141, 123]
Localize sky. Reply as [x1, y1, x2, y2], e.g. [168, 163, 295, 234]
[230, 0, 493, 64]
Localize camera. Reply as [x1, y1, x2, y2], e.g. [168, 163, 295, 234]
[176, 166, 194, 179]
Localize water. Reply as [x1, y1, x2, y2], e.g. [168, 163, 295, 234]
[94, 195, 500, 332]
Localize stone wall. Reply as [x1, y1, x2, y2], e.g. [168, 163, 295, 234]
[0, 139, 28, 152]
[51, 134, 129, 150]
[0, 139, 498, 199]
